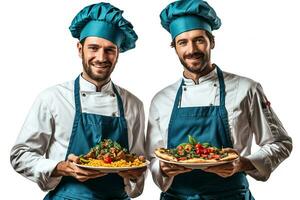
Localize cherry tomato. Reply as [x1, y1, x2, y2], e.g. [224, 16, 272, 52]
[104, 156, 112, 163]
[177, 145, 183, 151]
[178, 150, 185, 156]
[203, 149, 209, 154]
[195, 143, 203, 149]
[196, 148, 206, 155]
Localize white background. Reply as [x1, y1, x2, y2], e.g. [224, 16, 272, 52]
[1, 0, 299, 199]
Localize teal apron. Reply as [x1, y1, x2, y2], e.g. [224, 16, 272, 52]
[161, 67, 254, 200]
[44, 76, 130, 200]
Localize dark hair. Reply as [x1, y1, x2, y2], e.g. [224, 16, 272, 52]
[80, 38, 86, 46]
[170, 30, 215, 48]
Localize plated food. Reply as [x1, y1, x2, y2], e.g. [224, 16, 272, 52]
[76, 139, 147, 170]
[155, 135, 239, 164]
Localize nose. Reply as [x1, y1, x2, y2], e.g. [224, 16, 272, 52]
[186, 41, 197, 54]
[95, 48, 107, 62]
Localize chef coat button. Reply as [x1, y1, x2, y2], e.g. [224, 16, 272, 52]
[183, 87, 187, 91]
[82, 93, 86, 97]
[112, 112, 117, 117]
[210, 103, 213, 106]
[110, 93, 116, 97]
[213, 83, 217, 87]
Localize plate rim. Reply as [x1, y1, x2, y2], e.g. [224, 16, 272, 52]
[156, 155, 238, 168]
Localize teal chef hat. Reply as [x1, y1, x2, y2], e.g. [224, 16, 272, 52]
[160, 0, 221, 39]
[69, 2, 138, 53]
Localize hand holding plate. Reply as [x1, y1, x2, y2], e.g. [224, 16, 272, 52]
[159, 160, 192, 177]
[51, 154, 107, 182]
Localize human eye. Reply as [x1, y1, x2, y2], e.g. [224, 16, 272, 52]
[195, 37, 205, 44]
[105, 48, 117, 54]
[88, 46, 98, 52]
[177, 40, 187, 46]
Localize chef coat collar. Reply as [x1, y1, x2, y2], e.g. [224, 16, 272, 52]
[79, 74, 113, 92]
[183, 66, 217, 86]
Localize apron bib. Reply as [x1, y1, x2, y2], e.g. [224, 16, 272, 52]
[44, 76, 130, 200]
[161, 67, 254, 200]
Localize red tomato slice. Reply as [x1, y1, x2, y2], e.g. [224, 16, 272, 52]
[201, 154, 208, 158]
[207, 148, 215, 153]
[211, 154, 220, 159]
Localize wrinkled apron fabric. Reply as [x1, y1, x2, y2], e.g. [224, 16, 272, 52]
[161, 67, 254, 200]
[44, 76, 130, 200]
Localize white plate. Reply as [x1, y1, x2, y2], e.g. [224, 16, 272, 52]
[156, 157, 238, 169]
[74, 160, 150, 173]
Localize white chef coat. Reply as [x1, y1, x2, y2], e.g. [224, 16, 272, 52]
[10, 75, 146, 198]
[146, 67, 292, 192]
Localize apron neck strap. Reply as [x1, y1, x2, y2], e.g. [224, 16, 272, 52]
[74, 76, 82, 114]
[74, 75, 125, 117]
[216, 66, 226, 106]
[174, 80, 184, 108]
[174, 66, 226, 108]
[112, 83, 125, 117]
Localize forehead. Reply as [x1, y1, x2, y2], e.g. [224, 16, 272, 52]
[84, 36, 117, 48]
[175, 29, 208, 41]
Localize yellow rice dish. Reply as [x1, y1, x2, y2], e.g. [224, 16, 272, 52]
[82, 158, 146, 167]
[78, 139, 147, 167]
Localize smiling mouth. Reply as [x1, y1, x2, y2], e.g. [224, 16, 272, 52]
[92, 64, 110, 69]
[186, 57, 202, 63]
[188, 57, 201, 60]
[185, 52, 204, 60]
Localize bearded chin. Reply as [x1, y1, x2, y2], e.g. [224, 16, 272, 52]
[86, 65, 107, 81]
[82, 60, 112, 82]
[180, 58, 208, 74]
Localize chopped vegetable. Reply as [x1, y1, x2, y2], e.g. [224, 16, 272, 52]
[169, 135, 225, 160]
[78, 139, 146, 167]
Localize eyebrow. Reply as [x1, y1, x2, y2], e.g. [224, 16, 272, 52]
[105, 46, 117, 50]
[176, 35, 206, 43]
[87, 44, 117, 49]
[194, 36, 205, 40]
[176, 39, 188, 44]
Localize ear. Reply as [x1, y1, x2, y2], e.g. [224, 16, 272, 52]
[210, 40, 215, 49]
[77, 42, 83, 58]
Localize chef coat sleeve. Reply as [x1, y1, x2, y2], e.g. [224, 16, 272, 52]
[124, 100, 147, 198]
[245, 83, 293, 181]
[146, 100, 174, 192]
[10, 92, 62, 191]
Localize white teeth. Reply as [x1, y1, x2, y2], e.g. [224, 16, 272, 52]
[92, 65, 108, 68]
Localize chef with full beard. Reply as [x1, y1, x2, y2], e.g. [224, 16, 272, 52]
[146, 0, 293, 199]
[10, 2, 146, 200]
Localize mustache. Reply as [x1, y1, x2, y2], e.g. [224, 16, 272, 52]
[90, 61, 112, 67]
[184, 52, 204, 59]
